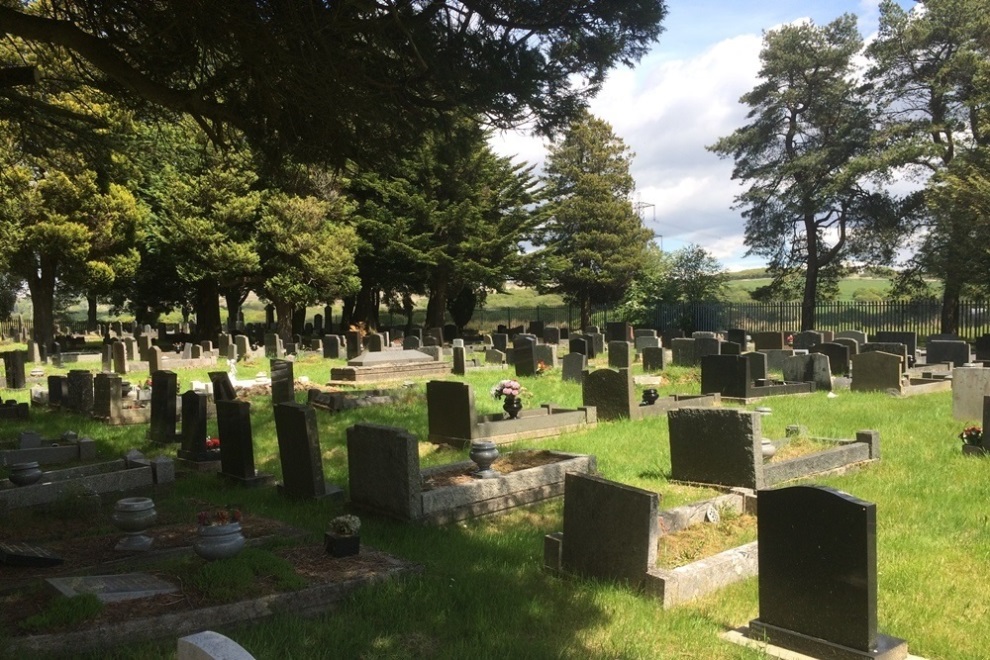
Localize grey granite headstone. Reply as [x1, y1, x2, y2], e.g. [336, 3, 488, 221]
[48, 375, 68, 406]
[562, 352, 587, 383]
[347, 423, 422, 520]
[67, 369, 94, 414]
[543, 327, 561, 345]
[670, 338, 696, 366]
[760, 348, 794, 373]
[607, 341, 632, 369]
[234, 335, 251, 361]
[694, 336, 721, 361]
[926, 339, 970, 367]
[582, 368, 635, 421]
[346, 331, 362, 360]
[93, 372, 122, 420]
[148, 346, 163, 374]
[514, 342, 538, 378]
[112, 341, 128, 374]
[952, 367, 990, 420]
[749, 486, 907, 659]
[851, 351, 902, 392]
[701, 355, 752, 399]
[492, 333, 509, 352]
[569, 336, 588, 357]
[782, 353, 832, 391]
[452, 346, 467, 376]
[641, 346, 665, 372]
[668, 407, 762, 489]
[635, 335, 661, 352]
[367, 333, 385, 352]
[753, 332, 785, 350]
[321, 334, 340, 359]
[792, 331, 823, 351]
[402, 335, 422, 351]
[560, 473, 658, 588]
[836, 330, 868, 345]
[485, 348, 506, 365]
[606, 322, 632, 343]
[216, 399, 271, 487]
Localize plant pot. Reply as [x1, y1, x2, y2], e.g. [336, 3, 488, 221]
[469, 440, 500, 479]
[194, 522, 245, 560]
[502, 395, 523, 419]
[963, 443, 989, 456]
[112, 497, 157, 551]
[761, 440, 777, 461]
[8, 461, 42, 487]
[325, 532, 360, 558]
[641, 389, 660, 406]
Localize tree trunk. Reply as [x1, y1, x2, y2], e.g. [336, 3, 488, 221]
[941, 275, 962, 335]
[194, 279, 222, 341]
[274, 299, 294, 342]
[86, 294, 98, 332]
[580, 294, 591, 332]
[26, 259, 56, 352]
[352, 284, 380, 331]
[403, 293, 415, 334]
[339, 295, 355, 333]
[222, 287, 248, 332]
[291, 306, 306, 336]
[801, 214, 819, 331]
[426, 279, 448, 329]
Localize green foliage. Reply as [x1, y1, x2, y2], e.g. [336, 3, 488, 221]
[616, 244, 728, 324]
[535, 113, 652, 327]
[21, 594, 103, 633]
[188, 548, 306, 602]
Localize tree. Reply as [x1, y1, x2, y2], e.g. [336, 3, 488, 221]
[346, 119, 541, 332]
[535, 113, 652, 329]
[866, 0, 990, 333]
[256, 193, 360, 341]
[709, 15, 898, 330]
[0, 1, 667, 168]
[616, 244, 727, 325]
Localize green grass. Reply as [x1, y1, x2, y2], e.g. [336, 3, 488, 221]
[726, 276, 894, 301]
[2, 343, 988, 659]
[20, 594, 104, 634]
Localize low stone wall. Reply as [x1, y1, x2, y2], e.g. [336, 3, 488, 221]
[330, 362, 450, 383]
[0, 437, 96, 467]
[434, 405, 597, 448]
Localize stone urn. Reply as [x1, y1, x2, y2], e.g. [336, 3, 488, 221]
[194, 522, 245, 561]
[502, 395, 523, 420]
[112, 497, 158, 551]
[324, 533, 360, 558]
[469, 440, 501, 479]
[761, 440, 777, 461]
[8, 461, 43, 487]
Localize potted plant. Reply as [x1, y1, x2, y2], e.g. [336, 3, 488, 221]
[959, 425, 986, 455]
[193, 506, 245, 560]
[491, 379, 528, 419]
[325, 514, 361, 557]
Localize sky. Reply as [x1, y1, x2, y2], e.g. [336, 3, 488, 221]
[490, 0, 916, 272]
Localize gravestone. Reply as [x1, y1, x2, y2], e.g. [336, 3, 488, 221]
[836, 330, 868, 345]
[560, 473, 658, 588]
[227, 343, 238, 362]
[234, 335, 251, 361]
[606, 322, 632, 343]
[634, 335, 661, 353]
[761, 348, 794, 373]
[514, 340, 538, 378]
[562, 352, 587, 383]
[66, 370, 94, 414]
[833, 336, 859, 358]
[534, 344, 558, 369]
[26, 340, 40, 363]
[860, 342, 908, 372]
[48, 375, 69, 406]
[792, 331, 823, 351]
[347, 423, 422, 520]
[543, 327, 561, 345]
[874, 331, 916, 364]
[216, 399, 273, 487]
[670, 338, 696, 366]
[367, 333, 385, 352]
[952, 367, 990, 420]
[692, 331, 717, 339]
[137, 335, 153, 360]
[748, 485, 908, 659]
[190, 344, 203, 359]
[701, 355, 752, 399]
[270, 359, 295, 405]
[668, 408, 762, 489]
[426, 327, 444, 345]
[850, 351, 902, 392]
[1, 351, 26, 389]
[727, 328, 747, 349]
[149, 370, 178, 444]
[812, 342, 851, 376]
[313, 314, 324, 334]
[264, 333, 283, 359]
[452, 338, 465, 349]
[587, 330, 606, 356]
[323, 335, 341, 359]
[720, 340, 741, 356]
[485, 349, 506, 365]
[492, 333, 509, 353]
[926, 339, 970, 367]
[974, 335, 990, 361]
[206, 371, 237, 401]
[568, 336, 588, 357]
[641, 346, 665, 372]
[274, 402, 337, 499]
[123, 337, 137, 361]
[309, 338, 323, 354]
[662, 329, 685, 347]
[782, 353, 832, 391]
[178, 390, 212, 462]
[101, 344, 112, 372]
[346, 331, 362, 360]
[112, 341, 128, 374]
[582, 368, 636, 421]
[148, 346, 163, 374]
[607, 341, 632, 369]
[752, 332, 785, 350]
[743, 351, 768, 382]
[217, 333, 230, 356]
[93, 373, 122, 420]
[694, 336, 721, 361]
[527, 320, 545, 338]
[402, 335, 422, 351]
[426, 380, 475, 442]
[452, 346, 467, 376]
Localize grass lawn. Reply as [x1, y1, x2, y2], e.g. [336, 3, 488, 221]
[0, 346, 985, 659]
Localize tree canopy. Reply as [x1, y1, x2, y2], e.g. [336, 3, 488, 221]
[0, 0, 667, 167]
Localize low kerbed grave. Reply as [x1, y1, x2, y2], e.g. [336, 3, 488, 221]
[582, 367, 720, 421]
[0, 512, 420, 656]
[851, 350, 952, 395]
[307, 387, 411, 413]
[668, 408, 881, 490]
[544, 473, 759, 609]
[0, 451, 174, 511]
[0, 432, 96, 467]
[329, 349, 450, 383]
[347, 423, 596, 525]
[426, 381, 597, 448]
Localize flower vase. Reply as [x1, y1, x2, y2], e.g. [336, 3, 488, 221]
[112, 497, 157, 551]
[641, 389, 660, 406]
[325, 533, 360, 558]
[502, 395, 523, 419]
[194, 522, 245, 560]
[469, 440, 500, 479]
[963, 443, 989, 456]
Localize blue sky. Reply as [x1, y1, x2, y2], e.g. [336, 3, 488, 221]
[491, 0, 917, 271]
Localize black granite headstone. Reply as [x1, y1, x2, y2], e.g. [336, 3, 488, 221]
[323, 335, 341, 359]
[605, 322, 632, 343]
[345, 331, 362, 360]
[2, 350, 26, 389]
[274, 402, 337, 499]
[270, 359, 294, 405]
[208, 371, 237, 402]
[0, 542, 63, 567]
[149, 370, 177, 444]
[216, 399, 273, 487]
[179, 390, 212, 462]
[749, 485, 907, 659]
[47, 375, 68, 406]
